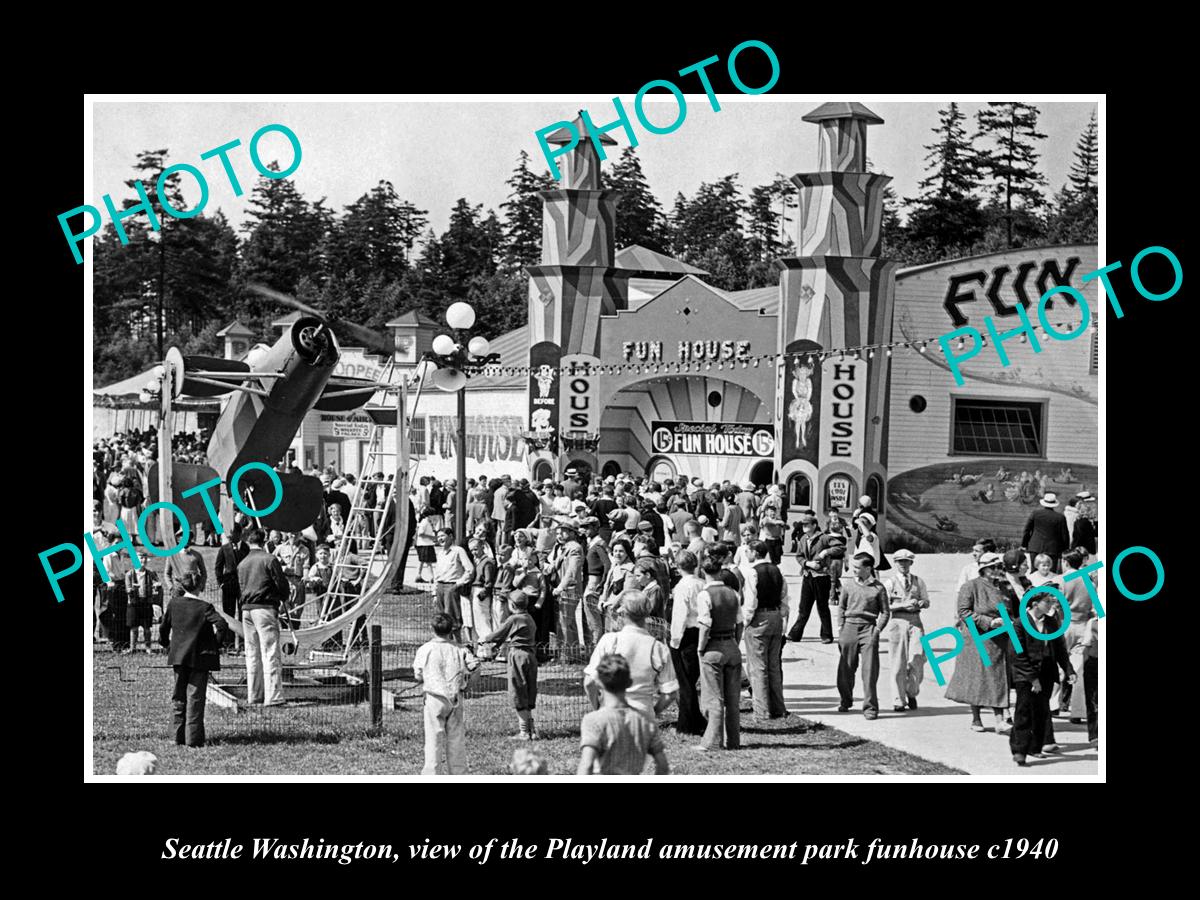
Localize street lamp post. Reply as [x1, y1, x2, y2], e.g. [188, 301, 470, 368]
[423, 301, 499, 547]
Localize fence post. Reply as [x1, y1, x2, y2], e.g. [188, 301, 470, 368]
[369, 624, 383, 732]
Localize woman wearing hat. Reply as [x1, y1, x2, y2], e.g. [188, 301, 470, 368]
[945, 552, 1013, 733]
[853, 512, 891, 572]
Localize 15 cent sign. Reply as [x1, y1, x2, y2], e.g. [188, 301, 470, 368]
[651, 421, 775, 458]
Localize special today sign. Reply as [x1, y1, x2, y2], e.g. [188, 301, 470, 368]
[651, 421, 775, 458]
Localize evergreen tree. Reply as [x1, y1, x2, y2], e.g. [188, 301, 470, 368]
[770, 173, 799, 250]
[327, 180, 422, 283]
[604, 147, 670, 253]
[746, 184, 782, 262]
[236, 164, 334, 331]
[500, 151, 548, 271]
[669, 176, 749, 290]
[1045, 111, 1099, 243]
[905, 103, 987, 254]
[974, 102, 1048, 247]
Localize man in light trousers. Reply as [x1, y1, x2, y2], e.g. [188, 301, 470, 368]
[236, 527, 289, 706]
[883, 549, 929, 712]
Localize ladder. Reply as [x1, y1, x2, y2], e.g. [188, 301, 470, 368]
[314, 360, 423, 656]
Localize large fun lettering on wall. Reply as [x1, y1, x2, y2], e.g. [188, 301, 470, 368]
[427, 416, 528, 463]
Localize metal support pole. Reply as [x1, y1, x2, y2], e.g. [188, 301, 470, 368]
[455, 386, 467, 547]
[157, 366, 174, 547]
[369, 624, 383, 730]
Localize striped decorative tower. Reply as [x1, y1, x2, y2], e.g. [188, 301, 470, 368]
[525, 113, 631, 476]
[775, 103, 899, 522]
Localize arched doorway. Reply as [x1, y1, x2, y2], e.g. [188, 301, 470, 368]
[601, 460, 621, 480]
[646, 455, 677, 483]
[749, 460, 775, 487]
[564, 459, 593, 486]
[531, 459, 554, 483]
[786, 472, 811, 509]
[600, 375, 772, 487]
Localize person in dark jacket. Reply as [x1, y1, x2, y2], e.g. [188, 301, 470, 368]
[1010, 592, 1075, 766]
[1020, 493, 1072, 572]
[214, 526, 249, 650]
[159, 560, 230, 747]
[787, 514, 846, 644]
[238, 527, 290, 706]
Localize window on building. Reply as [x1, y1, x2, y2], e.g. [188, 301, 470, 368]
[951, 398, 1045, 457]
[787, 473, 811, 509]
[409, 416, 426, 457]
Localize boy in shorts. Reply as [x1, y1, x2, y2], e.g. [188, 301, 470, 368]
[577, 653, 670, 775]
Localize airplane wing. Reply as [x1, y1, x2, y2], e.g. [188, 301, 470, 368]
[313, 375, 379, 412]
[178, 355, 253, 397]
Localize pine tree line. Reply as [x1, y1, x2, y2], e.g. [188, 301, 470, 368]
[94, 105, 1096, 386]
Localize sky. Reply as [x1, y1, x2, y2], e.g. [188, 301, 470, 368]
[91, 98, 1097, 239]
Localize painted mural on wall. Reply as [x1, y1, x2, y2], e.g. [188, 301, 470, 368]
[528, 341, 561, 436]
[780, 339, 821, 467]
[885, 459, 1097, 552]
[427, 415, 528, 464]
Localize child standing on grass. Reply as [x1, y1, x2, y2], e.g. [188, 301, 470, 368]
[124, 564, 160, 654]
[577, 653, 670, 775]
[414, 613, 480, 775]
[478, 589, 540, 740]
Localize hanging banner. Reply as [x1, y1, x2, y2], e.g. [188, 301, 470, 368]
[651, 421, 775, 458]
[528, 341, 561, 436]
[560, 353, 599, 434]
[780, 338, 822, 468]
[819, 356, 867, 470]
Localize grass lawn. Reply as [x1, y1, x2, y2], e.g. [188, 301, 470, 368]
[94, 547, 962, 776]
[93, 651, 961, 776]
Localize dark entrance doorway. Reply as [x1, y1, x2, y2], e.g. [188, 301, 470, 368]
[749, 459, 775, 487]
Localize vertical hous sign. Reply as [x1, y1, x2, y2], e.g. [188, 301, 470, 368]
[780, 339, 823, 468]
[818, 356, 866, 470]
[560, 353, 599, 434]
[528, 341, 562, 437]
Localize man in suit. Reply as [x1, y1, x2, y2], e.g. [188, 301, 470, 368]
[1010, 591, 1075, 766]
[159, 554, 230, 747]
[214, 525, 249, 651]
[1021, 493, 1072, 572]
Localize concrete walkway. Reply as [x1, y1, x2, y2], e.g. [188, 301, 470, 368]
[778, 554, 1098, 776]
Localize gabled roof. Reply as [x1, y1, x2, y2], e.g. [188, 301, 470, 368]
[386, 310, 440, 328]
[216, 321, 253, 337]
[615, 244, 708, 278]
[802, 102, 884, 125]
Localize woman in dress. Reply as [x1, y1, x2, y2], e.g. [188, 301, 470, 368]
[945, 552, 1012, 733]
[600, 539, 635, 632]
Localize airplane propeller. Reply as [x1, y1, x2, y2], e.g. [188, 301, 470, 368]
[247, 282, 396, 357]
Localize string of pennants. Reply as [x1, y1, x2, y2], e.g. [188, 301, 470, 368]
[464, 319, 1078, 378]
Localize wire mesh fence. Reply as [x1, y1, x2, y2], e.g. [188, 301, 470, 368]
[92, 583, 677, 756]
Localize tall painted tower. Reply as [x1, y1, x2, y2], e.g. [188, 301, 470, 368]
[774, 103, 899, 523]
[525, 113, 631, 478]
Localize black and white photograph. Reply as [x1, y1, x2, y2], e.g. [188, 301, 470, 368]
[77, 92, 1110, 783]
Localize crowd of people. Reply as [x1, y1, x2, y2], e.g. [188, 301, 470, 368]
[91, 431, 1101, 773]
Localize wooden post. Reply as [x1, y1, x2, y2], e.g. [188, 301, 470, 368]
[369, 624, 383, 730]
[158, 366, 174, 546]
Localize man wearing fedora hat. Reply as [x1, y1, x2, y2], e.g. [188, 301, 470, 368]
[1021, 493, 1072, 573]
[550, 518, 586, 660]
